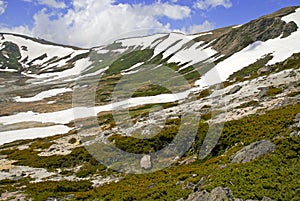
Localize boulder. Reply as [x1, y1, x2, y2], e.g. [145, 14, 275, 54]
[261, 197, 274, 201]
[186, 187, 233, 201]
[209, 187, 234, 201]
[140, 155, 152, 170]
[257, 66, 271, 75]
[230, 140, 275, 163]
[186, 190, 209, 201]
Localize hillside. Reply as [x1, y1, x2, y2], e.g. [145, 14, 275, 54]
[0, 6, 299, 201]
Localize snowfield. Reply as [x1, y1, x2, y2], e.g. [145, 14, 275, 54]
[2, 34, 88, 66]
[0, 125, 72, 145]
[14, 88, 72, 103]
[196, 8, 300, 87]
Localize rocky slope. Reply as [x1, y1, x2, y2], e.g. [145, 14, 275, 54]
[0, 6, 299, 201]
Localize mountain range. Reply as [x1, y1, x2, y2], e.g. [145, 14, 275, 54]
[0, 6, 299, 201]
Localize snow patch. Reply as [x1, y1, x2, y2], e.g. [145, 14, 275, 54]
[14, 88, 72, 103]
[0, 125, 72, 146]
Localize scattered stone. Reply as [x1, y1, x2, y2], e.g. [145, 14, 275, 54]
[290, 131, 300, 137]
[0, 191, 29, 201]
[147, 183, 156, 189]
[186, 187, 233, 201]
[210, 187, 234, 201]
[183, 182, 195, 190]
[140, 155, 152, 170]
[230, 140, 275, 163]
[258, 87, 269, 98]
[186, 189, 209, 201]
[193, 177, 206, 192]
[228, 85, 242, 95]
[184, 187, 273, 201]
[294, 113, 300, 122]
[257, 66, 271, 75]
[0, 166, 55, 181]
[261, 197, 274, 201]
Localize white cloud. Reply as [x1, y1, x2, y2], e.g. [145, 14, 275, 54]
[194, 0, 232, 10]
[37, 0, 66, 9]
[0, 0, 7, 15]
[188, 20, 215, 33]
[5, 0, 191, 47]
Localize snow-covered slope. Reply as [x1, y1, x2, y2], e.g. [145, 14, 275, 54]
[196, 7, 300, 87]
[0, 6, 299, 145]
[0, 33, 90, 79]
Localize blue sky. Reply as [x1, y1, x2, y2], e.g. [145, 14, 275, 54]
[0, 0, 299, 47]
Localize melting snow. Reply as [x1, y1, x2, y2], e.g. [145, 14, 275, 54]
[0, 125, 72, 145]
[14, 88, 72, 103]
[195, 8, 300, 87]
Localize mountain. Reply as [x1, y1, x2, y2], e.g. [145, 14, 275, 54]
[0, 6, 300, 201]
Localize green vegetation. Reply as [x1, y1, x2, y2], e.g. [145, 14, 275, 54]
[129, 102, 178, 120]
[287, 90, 300, 97]
[132, 84, 172, 97]
[229, 54, 273, 81]
[263, 86, 283, 97]
[2, 147, 100, 171]
[228, 52, 300, 84]
[1, 103, 299, 201]
[235, 100, 259, 109]
[106, 49, 154, 75]
[26, 180, 92, 201]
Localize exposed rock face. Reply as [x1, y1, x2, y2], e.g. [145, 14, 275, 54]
[186, 187, 234, 201]
[184, 187, 274, 201]
[140, 155, 152, 170]
[230, 140, 276, 163]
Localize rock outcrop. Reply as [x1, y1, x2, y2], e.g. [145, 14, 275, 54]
[183, 187, 274, 201]
[230, 140, 275, 163]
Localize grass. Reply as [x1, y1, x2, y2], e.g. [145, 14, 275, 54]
[235, 100, 259, 109]
[1, 103, 299, 200]
[228, 52, 300, 84]
[287, 90, 300, 97]
[263, 87, 283, 97]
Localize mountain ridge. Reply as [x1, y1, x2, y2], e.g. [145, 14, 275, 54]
[0, 6, 299, 201]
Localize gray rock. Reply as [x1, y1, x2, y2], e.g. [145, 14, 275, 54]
[186, 190, 209, 201]
[257, 66, 271, 75]
[261, 197, 274, 201]
[230, 140, 276, 163]
[228, 85, 242, 95]
[258, 87, 269, 98]
[183, 182, 195, 190]
[176, 199, 185, 201]
[290, 131, 300, 137]
[140, 155, 152, 170]
[209, 187, 234, 201]
[186, 187, 234, 201]
[294, 113, 300, 122]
